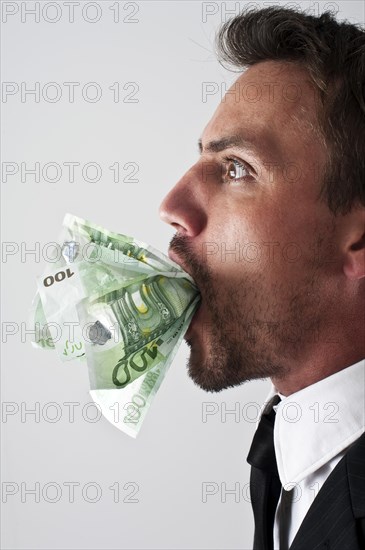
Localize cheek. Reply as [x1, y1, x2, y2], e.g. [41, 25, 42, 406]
[200, 191, 325, 284]
[201, 204, 281, 274]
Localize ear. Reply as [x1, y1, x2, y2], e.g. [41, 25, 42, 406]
[342, 207, 365, 280]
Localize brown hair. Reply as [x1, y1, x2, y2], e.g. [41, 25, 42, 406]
[215, 7, 365, 215]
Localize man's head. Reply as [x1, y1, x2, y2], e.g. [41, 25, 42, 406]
[159, 7, 365, 396]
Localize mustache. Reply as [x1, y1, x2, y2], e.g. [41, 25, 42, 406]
[169, 234, 212, 285]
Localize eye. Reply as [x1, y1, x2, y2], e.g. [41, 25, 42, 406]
[222, 157, 255, 184]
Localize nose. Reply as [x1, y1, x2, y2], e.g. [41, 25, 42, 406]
[159, 167, 207, 237]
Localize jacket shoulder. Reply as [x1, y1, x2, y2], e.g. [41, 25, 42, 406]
[347, 430, 365, 519]
[289, 431, 365, 550]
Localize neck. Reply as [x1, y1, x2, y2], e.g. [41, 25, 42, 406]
[271, 351, 365, 396]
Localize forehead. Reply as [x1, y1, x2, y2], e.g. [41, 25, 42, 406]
[200, 60, 321, 152]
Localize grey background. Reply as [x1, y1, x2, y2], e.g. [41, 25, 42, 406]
[1, 1, 364, 549]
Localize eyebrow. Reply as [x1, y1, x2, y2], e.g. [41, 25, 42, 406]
[198, 134, 267, 158]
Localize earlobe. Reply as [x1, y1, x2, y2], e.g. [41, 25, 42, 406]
[343, 232, 365, 280]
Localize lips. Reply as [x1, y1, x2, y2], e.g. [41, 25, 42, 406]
[167, 248, 189, 274]
[185, 299, 202, 339]
[167, 247, 203, 338]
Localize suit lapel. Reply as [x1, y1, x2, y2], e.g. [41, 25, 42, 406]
[289, 431, 365, 550]
[347, 431, 365, 519]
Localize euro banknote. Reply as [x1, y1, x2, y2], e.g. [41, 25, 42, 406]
[31, 214, 200, 436]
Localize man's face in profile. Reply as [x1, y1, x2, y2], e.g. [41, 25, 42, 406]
[159, 60, 338, 393]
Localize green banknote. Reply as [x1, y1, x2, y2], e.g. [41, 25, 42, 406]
[31, 213, 190, 358]
[77, 273, 199, 390]
[82, 275, 199, 437]
[32, 214, 201, 436]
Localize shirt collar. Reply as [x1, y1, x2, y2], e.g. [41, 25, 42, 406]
[260, 359, 365, 486]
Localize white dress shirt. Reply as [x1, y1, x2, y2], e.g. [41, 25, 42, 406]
[257, 359, 365, 549]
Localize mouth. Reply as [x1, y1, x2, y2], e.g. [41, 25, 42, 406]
[168, 248, 186, 270]
[167, 248, 196, 281]
[185, 297, 203, 340]
[167, 248, 203, 339]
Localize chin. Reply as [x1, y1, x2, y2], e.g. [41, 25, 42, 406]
[185, 340, 227, 392]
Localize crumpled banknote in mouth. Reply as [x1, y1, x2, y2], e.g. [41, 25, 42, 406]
[30, 214, 201, 437]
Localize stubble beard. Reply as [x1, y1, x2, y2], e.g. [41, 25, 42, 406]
[170, 234, 324, 393]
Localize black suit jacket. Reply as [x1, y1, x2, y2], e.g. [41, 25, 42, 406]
[286, 430, 365, 549]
